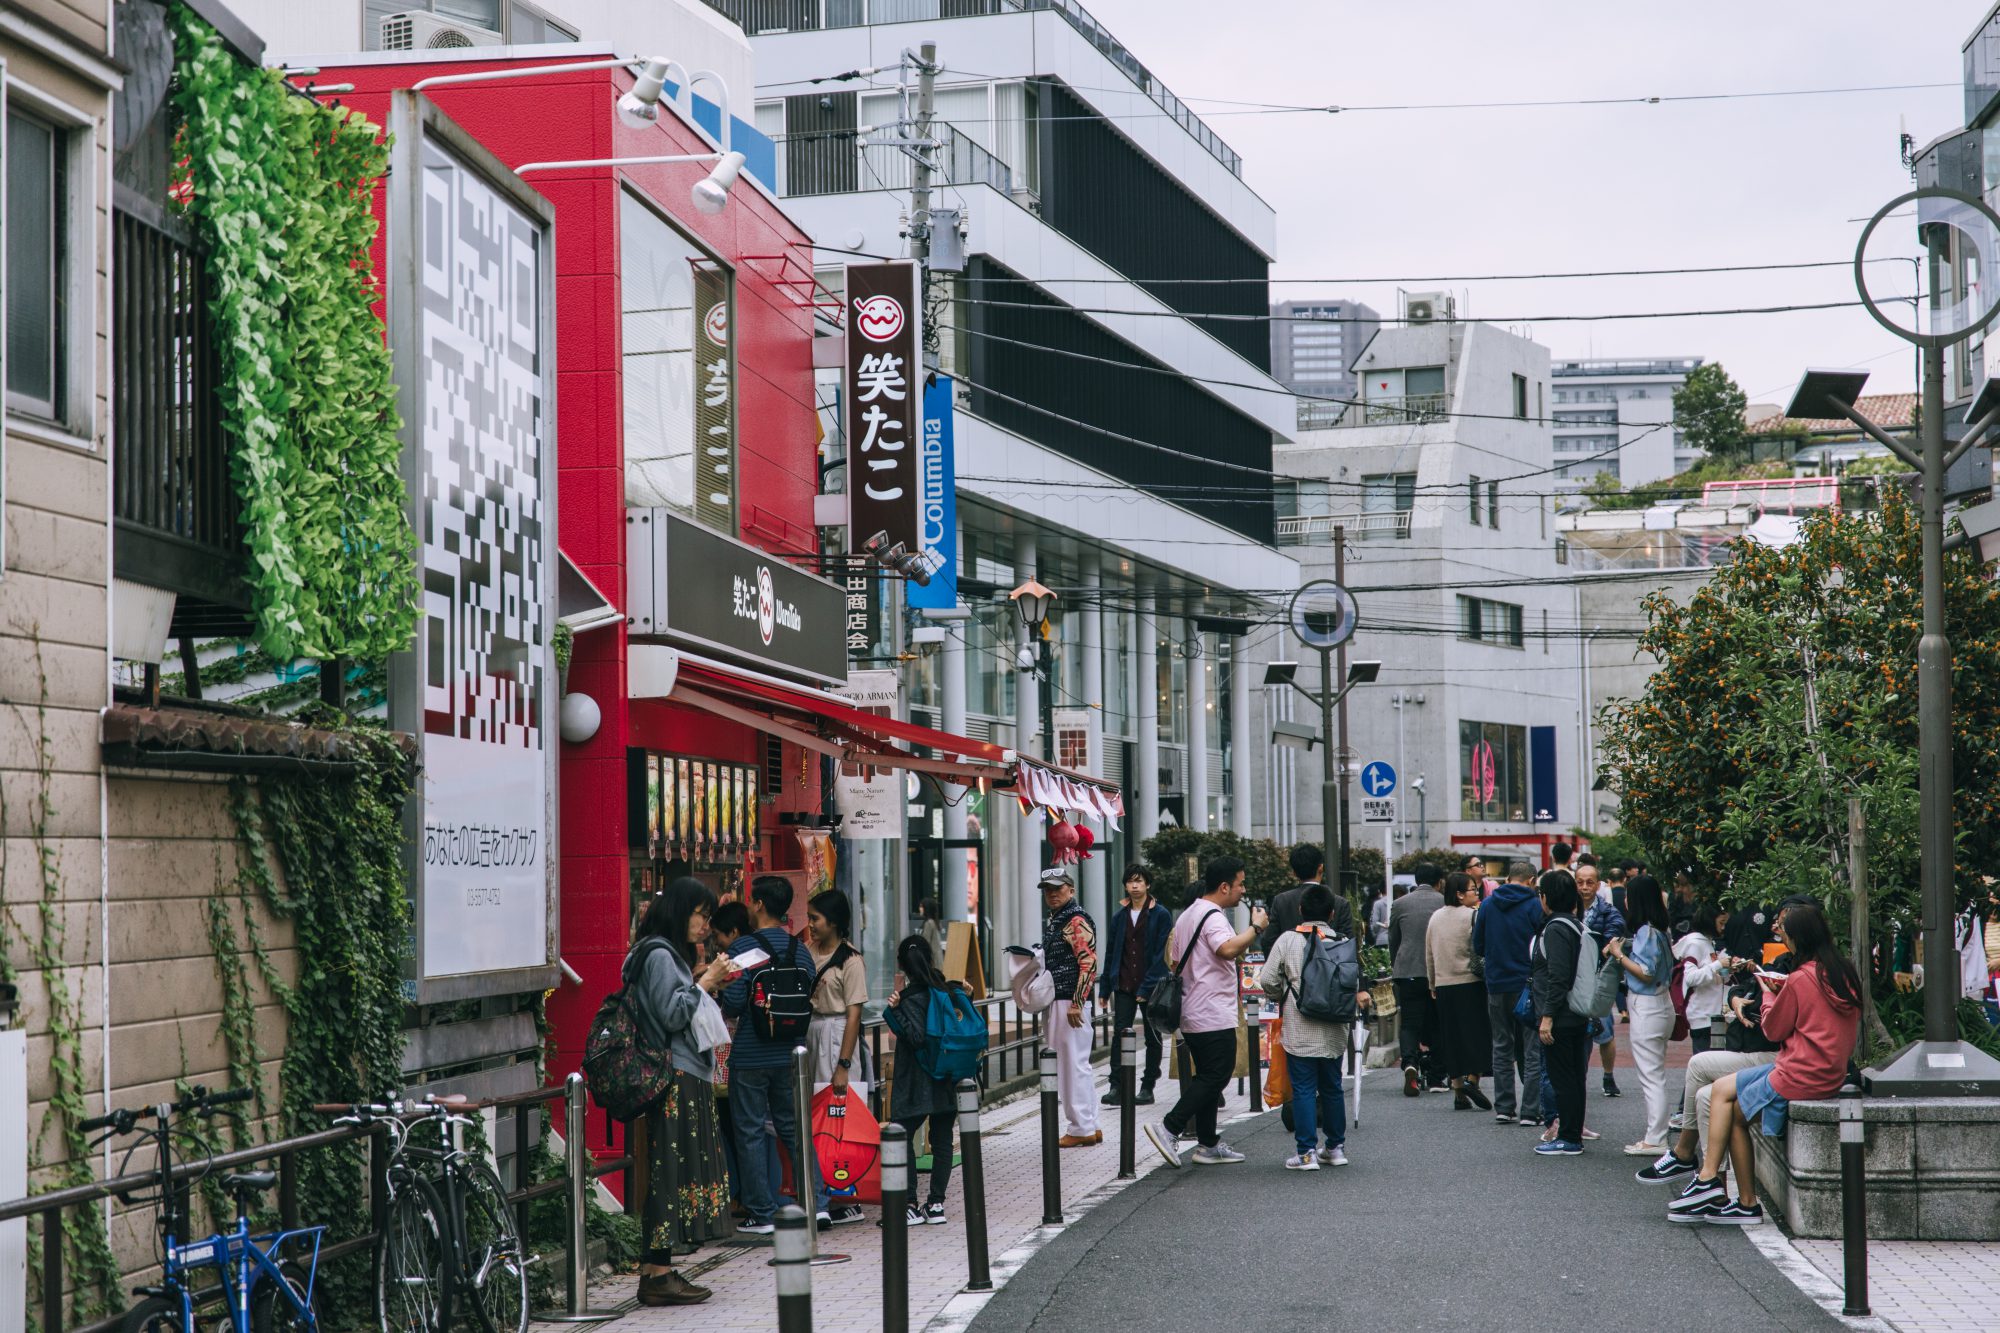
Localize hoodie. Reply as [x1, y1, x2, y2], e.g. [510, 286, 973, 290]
[1471, 882, 1546, 993]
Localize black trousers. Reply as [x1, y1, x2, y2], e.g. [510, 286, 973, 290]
[1544, 1025, 1591, 1144]
[1393, 978, 1443, 1082]
[895, 1110, 955, 1206]
[1110, 989, 1164, 1086]
[1163, 1028, 1234, 1148]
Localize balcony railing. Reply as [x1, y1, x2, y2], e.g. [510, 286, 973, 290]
[1699, 475, 1839, 514]
[1277, 510, 1412, 544]
[113, 201, 252, 629]
[704, 0, 1243, 178]
[788, 120, 1011, 198]
[1295, 398, 1348, 430]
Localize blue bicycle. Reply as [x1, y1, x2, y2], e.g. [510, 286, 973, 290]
[85, 1085, 324, 1332]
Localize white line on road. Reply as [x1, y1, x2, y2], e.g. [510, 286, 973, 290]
[1739, 1223, 1898, 1332]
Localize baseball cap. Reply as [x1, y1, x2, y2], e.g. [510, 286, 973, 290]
[1038, 868, 1074, 890]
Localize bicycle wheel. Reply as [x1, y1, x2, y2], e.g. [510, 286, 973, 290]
[457, 1161, 528, 1333]
[377, 1172, 452, 1333]
[122, 1296, 189, 1333]
[251, 1261, 321, 1333]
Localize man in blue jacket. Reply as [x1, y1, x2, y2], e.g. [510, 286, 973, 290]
[1472, 860, 1547, 1126]
[1098, 865, 1173, 1106]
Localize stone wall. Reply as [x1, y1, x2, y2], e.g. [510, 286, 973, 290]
[1753, 1096, 2000, 1240]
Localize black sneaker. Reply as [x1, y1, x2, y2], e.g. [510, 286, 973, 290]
[1494, 1111, 1515, 1125]
[825, 1205, 865, 1227]
[1463, 1083, 1492, 1111]
[1705, 1200, 1764, 1226]
[1403, 1066, 1421, 1097]
[1602, 1075, 1623, 1098]
[924, 1202, 947, 1225]
[1667, 1176, 1728, 1223]
[1101, 1088, 1124, 1106]
[1635, 1151, 1699, 1184]
[1134, 1084, 1156, 1106]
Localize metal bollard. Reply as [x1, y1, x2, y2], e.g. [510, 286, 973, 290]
[774, 1206, 814, 1333]
[1118, 1027, 1138, 1180]
[880, 1123, 909, 1333]
[1039, 1046, 1063, 1225]
[546, 1071, 616, 1322]
[791, 1046, 819, 1261]
[1839, 1080, 1870, 1316]
[956, 1079, 992, 1291]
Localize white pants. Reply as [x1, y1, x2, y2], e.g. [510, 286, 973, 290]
[1627, 989, 1677, 1146]
[1049, 999, 1098, 1136]
[1681, 1049, 1775, 1161]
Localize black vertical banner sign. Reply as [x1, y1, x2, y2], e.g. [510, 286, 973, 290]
[844, 261, 923, 552]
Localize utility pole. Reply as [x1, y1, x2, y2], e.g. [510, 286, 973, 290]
[908, 43, 939, 363]
[1333, 525, 1351, 896]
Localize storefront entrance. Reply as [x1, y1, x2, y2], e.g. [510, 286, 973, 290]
[907, 835, 988, 991]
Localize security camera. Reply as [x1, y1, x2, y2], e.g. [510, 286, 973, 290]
[1411, 775, 1426, 793]
[1016, 645, 1036, 672]
[819, 95, 834, 110]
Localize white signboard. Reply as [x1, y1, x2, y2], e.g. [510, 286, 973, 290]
[836, 768, 901, 839]
[1361, 796, 1396, 825]
[389, 95, 559, 1000]
[834, 668, 899, 711]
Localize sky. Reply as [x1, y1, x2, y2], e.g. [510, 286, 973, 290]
[1077, 0, 1976, 405]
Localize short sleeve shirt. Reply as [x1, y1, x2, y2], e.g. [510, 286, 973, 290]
[809, 946, 869, 1015]
[1171, 903, 1240, 1034]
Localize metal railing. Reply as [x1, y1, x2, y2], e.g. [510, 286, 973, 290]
[1699, 475, 1840, 513]
[707, 0, 1243, 177]
[1277, 510, 1412, 544]
[1354, 392, 1449, 426]
[788, 121, 1011, 199]
[1295, 398, 1349, 430]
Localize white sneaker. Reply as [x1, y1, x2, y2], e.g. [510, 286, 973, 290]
[1284, 1153, 1320, 1171]
[1143, 1121, 1183, 1169]
[1324, 1145, 1349, 1167]
[1190, 1140, 1246, 1165]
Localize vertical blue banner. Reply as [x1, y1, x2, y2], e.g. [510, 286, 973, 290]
[910, 375, 959, 609]
[1529, 724, 1559, 824]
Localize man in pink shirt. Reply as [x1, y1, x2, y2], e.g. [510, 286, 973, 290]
[1145, 856, 1268, 1168]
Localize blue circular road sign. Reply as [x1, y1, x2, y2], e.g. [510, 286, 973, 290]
[1360, 761, 1397, 798]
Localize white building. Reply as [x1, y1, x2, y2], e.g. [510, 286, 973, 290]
[1269, 320, 1587, 872]
[1550, 357, 1705, 491]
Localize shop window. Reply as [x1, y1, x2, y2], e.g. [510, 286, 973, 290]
[1460, 720, 1528, 821]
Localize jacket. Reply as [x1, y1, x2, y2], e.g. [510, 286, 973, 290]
[1674, 930, 1730, 1030]
[1098, 899, 1173, 1000]
[882, 983, 955, 1120]
[1530, 914, 1591, 1032]
[1387, 887, 1446, 980]
[719, 926, 818, 1069]
[628, 938, 714, 1080]
[1471, 882, 1545, 993]
[1423, 905, 1478, 989]
[1042, 899, 1098, 1004]
[1259, 924, 1349, 1059]
[1260, 882, 1354, 954]
[1762, 962, 1861, 1102]
[1725, 952, 1794, 1053]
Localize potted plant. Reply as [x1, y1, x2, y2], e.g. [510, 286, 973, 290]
[1359, 943, 1397, 1017]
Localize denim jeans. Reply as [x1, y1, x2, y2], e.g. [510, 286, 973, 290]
[729, 1064, 830, 1223]
[1288, 1054, 1345, 1154]
[1485, 988, 1542, 1119]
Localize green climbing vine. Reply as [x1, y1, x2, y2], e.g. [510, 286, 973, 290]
[167, 2, 414, 662]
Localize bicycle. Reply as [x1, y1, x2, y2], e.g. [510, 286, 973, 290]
[85, 1084, 324, 1333]
[318, 1096, 527, 1333]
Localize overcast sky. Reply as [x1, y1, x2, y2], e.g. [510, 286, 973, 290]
[1081, 0, 1974, 404]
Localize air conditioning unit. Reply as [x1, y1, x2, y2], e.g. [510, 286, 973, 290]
[1406, 291, 1455, 324]
[380, 10, 503, 50]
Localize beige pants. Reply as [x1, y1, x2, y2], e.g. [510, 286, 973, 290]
[1681, 1048, 1774, 1160]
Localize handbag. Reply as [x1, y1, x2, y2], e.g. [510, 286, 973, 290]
[691, 990, 731, 1053]
[1145, 908, 1222, 1036]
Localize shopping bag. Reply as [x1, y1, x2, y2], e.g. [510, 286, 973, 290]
[780, 1085, 882, 1205]
[1263, 1038, 1291, 1109]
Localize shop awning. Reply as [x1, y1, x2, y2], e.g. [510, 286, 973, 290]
[665, 659, 1123, 820]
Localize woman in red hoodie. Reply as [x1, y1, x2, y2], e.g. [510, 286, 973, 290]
[1665, 900, 1860, 1226]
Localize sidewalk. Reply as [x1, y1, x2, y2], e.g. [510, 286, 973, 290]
[587, 1061, 1170, 1331]
[1782, 1237, 2000, 1333]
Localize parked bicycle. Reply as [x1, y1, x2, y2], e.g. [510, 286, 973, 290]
[317, 1096, 528, 1333]
[85, 1084, 324, 1333]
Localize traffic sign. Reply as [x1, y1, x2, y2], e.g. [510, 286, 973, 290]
[1360, 761, 1397, 798]
[1361, 797, 1395, 825]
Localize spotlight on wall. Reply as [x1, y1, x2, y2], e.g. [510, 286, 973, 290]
[559, 692, 602, 744]
[692, 151, 746, 215]
[1271, 720, 1321, 751]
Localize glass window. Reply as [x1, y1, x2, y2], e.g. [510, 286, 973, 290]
[1458, 595, 1524, 648]
[7, 111, 65, 418]
[1487, 480, 1500, 530]
[621, 190, 735, 531]
[1468, 475, 1481, 524]
[1460, 720, 1529, 821]
[436, 0, 501, 24]
[1103, 589, 1131, 737]
[1157, 630, 1187, 746]
[1512, 373, 1528, 419]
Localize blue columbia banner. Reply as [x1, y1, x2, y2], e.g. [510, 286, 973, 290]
[909, 375, 959, 609]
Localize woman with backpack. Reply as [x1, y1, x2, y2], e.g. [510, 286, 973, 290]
[1605, 874, 1676, 1157]
[883, 934, 969, 1223]
[1530, 872, 1595, 1156]
[1260, 883, 1366, 1170]
[627, 879, 739, 1306]
[1425, 872, 1493, 1111]
[806, 888, 872, 1095]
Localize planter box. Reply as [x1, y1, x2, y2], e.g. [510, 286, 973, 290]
[1752, 1096, 2000, 1240]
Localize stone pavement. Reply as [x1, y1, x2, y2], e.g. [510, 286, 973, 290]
[584, 1060, 1165, 1331]
[1788, 1238, 2000, 1333]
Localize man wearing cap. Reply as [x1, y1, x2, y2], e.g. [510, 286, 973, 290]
[1040, 867, 1102, 1147]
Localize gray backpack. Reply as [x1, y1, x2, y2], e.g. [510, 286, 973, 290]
[1294, 928, 1360, 1024]
[1545, 917, 1622, 1019]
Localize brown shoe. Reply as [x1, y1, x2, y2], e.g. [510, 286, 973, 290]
[638, 1271, 712, 1306]
[1059, 1133, 1088, 1148]
[1083, 1130, 1103, 1145]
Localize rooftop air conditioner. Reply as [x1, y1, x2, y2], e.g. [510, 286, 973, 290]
[380, 10, 504, 50]
[1406, 291, 1454, 324]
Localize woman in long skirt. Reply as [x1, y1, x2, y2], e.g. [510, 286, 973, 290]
[1426, 872, 1495, 1109]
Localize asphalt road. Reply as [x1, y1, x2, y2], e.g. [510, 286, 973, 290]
[968, 1062, 1842, 1333]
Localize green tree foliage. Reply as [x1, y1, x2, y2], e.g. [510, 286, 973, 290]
[1599, 492, 2000, 944]
[1673, 361, 1751, 463]
[170, 5, 415, 661]
[1137, 828, 1291, 909]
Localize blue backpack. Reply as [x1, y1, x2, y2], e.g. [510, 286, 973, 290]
[920, 987, 988, 1084]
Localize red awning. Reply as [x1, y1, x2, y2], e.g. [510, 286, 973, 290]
[667, 660, 1122, 818]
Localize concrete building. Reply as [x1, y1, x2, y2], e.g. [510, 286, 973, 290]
[1271, 298, 1381, 426]
[1550, 356, 1704, 491]
[1269, 320, 1584, 873]
[708, 0, 1299, 959]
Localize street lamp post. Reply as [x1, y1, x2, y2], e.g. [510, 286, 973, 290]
[1010, 579, 1058, 766]
[1788, 185, 2000, 1093]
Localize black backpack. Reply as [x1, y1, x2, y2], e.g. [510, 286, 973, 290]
[748, 935, 814, 1042]
[1294, 929, 1360, 1024]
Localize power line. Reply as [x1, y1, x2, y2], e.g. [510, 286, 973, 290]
[966, 258, 1918, 286]
[954, 292, 1870, 325]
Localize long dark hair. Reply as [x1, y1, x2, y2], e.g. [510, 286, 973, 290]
[810, 889, 854, 941]
[1625, 874, 1671, 936]
[896, 933, 950, 994]
[1538, 869, 1580, 917]
[1776, 901, 1862, 1009]
[638, 877, 718, 969]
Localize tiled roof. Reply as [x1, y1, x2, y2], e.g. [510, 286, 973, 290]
[1748, 392, 1917, 435]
